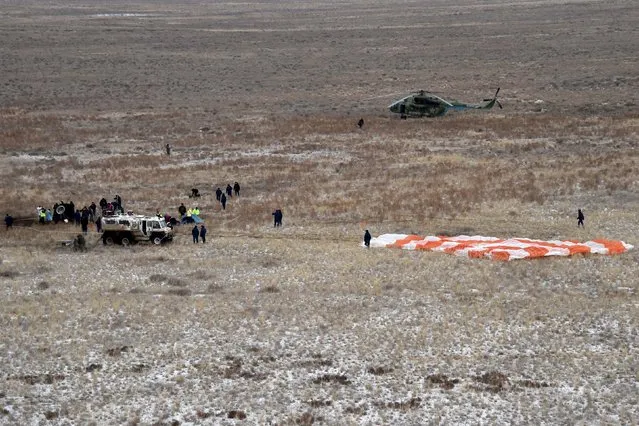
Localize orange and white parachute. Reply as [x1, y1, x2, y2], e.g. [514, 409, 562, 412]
[369, 234, 633, 261]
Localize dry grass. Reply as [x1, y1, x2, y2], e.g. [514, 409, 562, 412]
[1, 0, 638, 424]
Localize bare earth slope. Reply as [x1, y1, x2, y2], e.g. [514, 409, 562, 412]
[1, 0, 638, 424]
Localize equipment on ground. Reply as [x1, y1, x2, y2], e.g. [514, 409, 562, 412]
[101, 214, 173, 246]
[389, 88, 502, 118]
[55, 205, 66, 214]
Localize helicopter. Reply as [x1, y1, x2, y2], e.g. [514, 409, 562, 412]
[388, 88, 502, 118]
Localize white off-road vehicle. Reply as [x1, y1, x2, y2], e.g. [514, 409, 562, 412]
[101, 214, 173, 246]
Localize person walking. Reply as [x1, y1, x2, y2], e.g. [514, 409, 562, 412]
[200, 224, 207, 243]
[165, 143, 171, 156]
[233, 181, 240, 197]
[364, 230, 372, 247]
[226, 184, 233, 198]
[577, 209, 585, 228]
[215, 187, 222, 201]
[192, 225, 200, 243]
[221, 193, 227, 210]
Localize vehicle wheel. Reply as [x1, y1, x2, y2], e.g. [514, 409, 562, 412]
[104, 236, 115, 245]
[152, 236, 163, 245]
[121, 236, 131, 246]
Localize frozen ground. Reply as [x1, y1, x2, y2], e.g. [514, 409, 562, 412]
[1, 232, 638, 424]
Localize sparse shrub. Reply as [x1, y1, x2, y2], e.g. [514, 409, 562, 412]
[227, 410, 246, 420]
[427, 374, 459, 389]
[261, 285, 279, 293]
[312, 374, 350, 385]
[519, 379, 550, 388]
[37, 281, 50, 290]
[296, 412, 315, 425]
[195, 409, 211, 419]
[166, 277, 186, 287]
[85, 363, 102, 373]
[206, 283, 223, 293]
[189, 270, 209, 280]
[107, 346, 130, 357]
[166, 288, 191, 297]
[306, 400, 332, 408]
[148, 274, 167, 283]
[0, 270, 20, 278]
[367, 366, 392, 375]
[474, 371, 509, 392]
[44, 411, 59, 420]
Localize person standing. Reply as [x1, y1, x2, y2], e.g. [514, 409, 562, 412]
[226, 184, 233, 198]
[216, 187, 222, 201]
[272, 209, 283, 227]
[221, 193, 227, 210]
[80, 211, 89, 235]
[364, 230, 372, 247]
[233, 181, 240, 197]
[178, 203, 187, 218]
[165, 143, 171, 156]
[577, 209, 585, 228]
[95, 216, 102, 233]
[192, 225, 200, 243]
[200, 224, 207, 243]
[5, 214, 14, 229]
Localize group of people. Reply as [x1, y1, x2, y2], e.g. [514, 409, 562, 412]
[214, 182, 241, 210]
[191, 224, 207, 243]
[21, 195, 124, 235]
[177, 204, 202, 224]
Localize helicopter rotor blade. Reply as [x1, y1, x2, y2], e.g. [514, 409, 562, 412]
[496, 100, 503, 109]
[362, 91, 410, 101]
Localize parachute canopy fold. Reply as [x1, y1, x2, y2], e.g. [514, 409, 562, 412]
[369, 234, 633, 261]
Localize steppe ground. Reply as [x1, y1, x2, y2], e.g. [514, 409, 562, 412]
[1, 0, 638, 424]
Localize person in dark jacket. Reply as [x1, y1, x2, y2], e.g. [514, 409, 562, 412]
[216, 187, 223, 201]
[192, 225, 200, 243]
[577, 209, 585, 228]
[80, 211, 89, 234]
[226, 184, 233, 198]
[5, 214, 13, 229]
[272, 209, 283, 227]
[200, 224, 207, 243]
[233, 181, 240, 197]
[178, 203, 187, 218]
[364, 230, 372, 247]
[220, 193, 227, 210]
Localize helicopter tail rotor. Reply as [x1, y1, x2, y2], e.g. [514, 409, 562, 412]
[483, 88, 502, 108]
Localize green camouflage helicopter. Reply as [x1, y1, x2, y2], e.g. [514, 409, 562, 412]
[389, 88, 502, 118]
